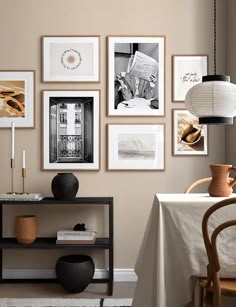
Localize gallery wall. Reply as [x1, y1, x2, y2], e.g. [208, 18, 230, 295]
[0, 0, 226, 272]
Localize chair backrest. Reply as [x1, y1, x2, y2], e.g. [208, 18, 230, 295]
[185, 177, 233, 193]
[202, 197, 236, 307]
[185, 177, 212, 193]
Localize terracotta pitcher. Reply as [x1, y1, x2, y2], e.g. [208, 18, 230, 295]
[208, 164, 236, 197]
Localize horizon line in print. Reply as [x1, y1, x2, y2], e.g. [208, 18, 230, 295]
[118, 133, 156, 160]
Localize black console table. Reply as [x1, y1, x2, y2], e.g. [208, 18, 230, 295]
[0, 197, 114, 295]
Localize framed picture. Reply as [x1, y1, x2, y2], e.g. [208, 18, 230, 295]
[43, 90, 100, 170]
[172, 55, 208, 102]
[107, 124, 165, 170]
[42, 36, 100, 82]
[0, 71, 35, 128]
[172, 109, 208, 156]
[107, 36, 165, 116]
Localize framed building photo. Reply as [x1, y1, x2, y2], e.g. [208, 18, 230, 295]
[42, 36, 100, 82]
[107, 124, 165, 170]
[0, 70, 35, 128]
[172, 55, 208, 102]
[172, 109, 208, 156]
[43, 90, 100, 170]
[107, 36, 165, 116]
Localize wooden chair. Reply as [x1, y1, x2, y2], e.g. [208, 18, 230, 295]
[195, 197, 236, 307]
[185, 177, 212, 193]
[185, 177, 233, 194]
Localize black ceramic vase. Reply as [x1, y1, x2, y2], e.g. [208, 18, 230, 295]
[56, 255, 95, 293]
[51, 173, 79, 200]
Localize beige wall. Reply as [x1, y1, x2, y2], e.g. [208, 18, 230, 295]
[0, 0, 226, 270]
[225, 0, 236, 165]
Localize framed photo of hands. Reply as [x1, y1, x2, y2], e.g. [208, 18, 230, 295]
[107, 36, 165, 116]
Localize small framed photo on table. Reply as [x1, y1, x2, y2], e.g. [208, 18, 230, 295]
[172, 109, 208, 156]
[42, 90, 100, 170]
[42, 36, 100, 82]
[0, 70, 35, 128]
[107, 124, 165, 170]
[172, 55, 208, 102]
[107, 36, 165, 116]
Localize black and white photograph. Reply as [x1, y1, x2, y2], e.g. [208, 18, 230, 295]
[43, 90, 100, 170]
[107, 124, 165, 170]
[107, 36, 165, 116]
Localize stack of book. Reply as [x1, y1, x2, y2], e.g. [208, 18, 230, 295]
[56, 230, 96, 244]
[0, 193, 44, 201]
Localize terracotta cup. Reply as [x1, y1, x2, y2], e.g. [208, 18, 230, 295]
[14, 215, 38, 244]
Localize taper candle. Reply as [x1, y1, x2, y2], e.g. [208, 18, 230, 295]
[11, 122, 15, 160]
[23, 150, 26, 168]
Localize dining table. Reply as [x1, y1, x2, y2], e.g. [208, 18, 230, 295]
[132, 193, 236, 307]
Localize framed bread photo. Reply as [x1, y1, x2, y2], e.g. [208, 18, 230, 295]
[172, 109, 208, 156]
[107, 36, 165, 116]
[0, 70, 35, 128]
[43, 90, 100, 170]
[42, 36, 100, 83]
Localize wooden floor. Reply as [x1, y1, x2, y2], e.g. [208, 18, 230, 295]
[0, 282, 136, 298]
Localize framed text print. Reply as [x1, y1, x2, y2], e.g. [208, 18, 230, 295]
[107, 36, 165, 116]
[0, 70, 35, 128]
[172, 109, 208, 156]
[43, 90, 100, 170]
[107, 124, 165, 170]
[172, 55, 208, 102]
[42, 36, 100, 82]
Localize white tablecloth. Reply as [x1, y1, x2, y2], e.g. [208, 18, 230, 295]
[132, 193, 236, 307]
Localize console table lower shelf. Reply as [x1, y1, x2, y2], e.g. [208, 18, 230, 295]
[0, 197, 114, 295]
[0, 237, 113, 295]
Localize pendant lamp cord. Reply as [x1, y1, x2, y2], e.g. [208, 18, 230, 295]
[214, 0, 216, 75]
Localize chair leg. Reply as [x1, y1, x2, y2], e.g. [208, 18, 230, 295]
[204, 291, 213, 307]
[198, 286, 204, 307]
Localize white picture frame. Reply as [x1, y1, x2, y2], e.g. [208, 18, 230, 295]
[42, 36, 100, 82]
[43, 90, 100, 170]
[0, 70, 35, 128]
[172, 109, 208, 156]
[107, 124, 165, 170]
[172, 55, 208, 102]
[107, 36, 165, 116]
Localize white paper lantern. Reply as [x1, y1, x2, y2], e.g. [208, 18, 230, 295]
[185, 75, 236, 124]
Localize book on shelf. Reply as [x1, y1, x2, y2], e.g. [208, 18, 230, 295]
[0, 193, 44, 201]
[56, 229, 96, 241]
[57, 230, 95, 236]
[56, 238, 96, 245]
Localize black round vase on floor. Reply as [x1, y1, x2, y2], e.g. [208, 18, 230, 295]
[51, 173, 79, 200]
[56, 255, 95, 293]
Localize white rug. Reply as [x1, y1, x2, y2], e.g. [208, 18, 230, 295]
[0, 298, 132, 307]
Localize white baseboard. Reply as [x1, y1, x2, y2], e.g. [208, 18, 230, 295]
[3, 268, 137, 282]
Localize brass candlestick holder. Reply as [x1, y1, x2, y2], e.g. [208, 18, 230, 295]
[21, 168, 28, 195]
[7, 158, 15, 194]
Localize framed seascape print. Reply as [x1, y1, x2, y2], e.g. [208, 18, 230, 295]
[43, 90, 100, 170]
[107, 124, 165, 170]
[172, 109, 208, 156]
[0, 71, 35, 128]
[42, 36, 100, 82]
[107, 36, 165, 116]
[172, 55, 208, 102]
